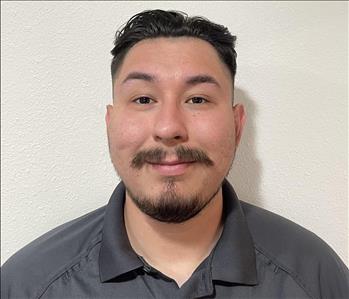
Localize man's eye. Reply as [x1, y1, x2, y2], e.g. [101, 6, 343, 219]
[187, 97, 207, 104]
[133, 97, 153, 104]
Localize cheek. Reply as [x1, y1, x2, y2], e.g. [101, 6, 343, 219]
[192, 113, 236, 162]
[108, 114, 149, 154]
[193, 115, 235, 146]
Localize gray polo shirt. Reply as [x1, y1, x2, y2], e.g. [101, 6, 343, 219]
[2, 180, 348, 298]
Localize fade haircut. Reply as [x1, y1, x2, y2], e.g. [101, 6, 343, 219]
[111, 9, 237, 84]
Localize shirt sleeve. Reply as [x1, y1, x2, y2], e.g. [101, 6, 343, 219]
[318, 247, 349, 299]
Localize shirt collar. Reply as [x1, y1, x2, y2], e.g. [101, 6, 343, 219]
[99, 182, 143, 282]
[99, 180, 258, 285]
[210, 179, 258, 285]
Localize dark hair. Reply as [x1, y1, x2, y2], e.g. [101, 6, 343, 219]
[111, 10, 237, 83]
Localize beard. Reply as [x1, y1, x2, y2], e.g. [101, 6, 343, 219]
[125, 177, 221, 223]
[111, 144, 224, 223]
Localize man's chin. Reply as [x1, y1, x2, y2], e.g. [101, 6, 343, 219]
[124, 182, 221, 223]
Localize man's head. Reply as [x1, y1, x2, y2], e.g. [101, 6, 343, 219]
[110, 10, 237, 86]
[106, 10, 246, 223]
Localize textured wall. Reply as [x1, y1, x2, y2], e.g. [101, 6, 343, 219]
[1, 1, 347, 265]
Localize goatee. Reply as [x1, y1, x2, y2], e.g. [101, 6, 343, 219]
[125, 179, 221, 223]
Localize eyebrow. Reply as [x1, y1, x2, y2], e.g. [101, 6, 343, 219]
[121, 72, 221, 88]
[185, 75, 221, 88]
[122, 72, 155, 84]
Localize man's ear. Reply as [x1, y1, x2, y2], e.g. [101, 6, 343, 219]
[233, 104, 246, 147]
[105, 104, 114, 126]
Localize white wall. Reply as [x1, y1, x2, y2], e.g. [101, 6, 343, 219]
[1, 1, 347, 265]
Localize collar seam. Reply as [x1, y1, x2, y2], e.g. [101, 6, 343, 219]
[254, 243, 315, 299]
[36, 234, 103, 299]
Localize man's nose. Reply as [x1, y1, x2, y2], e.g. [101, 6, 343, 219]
[152, 101, 188, 146]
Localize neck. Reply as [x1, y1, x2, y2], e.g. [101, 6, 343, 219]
[124, 189, 223, 287]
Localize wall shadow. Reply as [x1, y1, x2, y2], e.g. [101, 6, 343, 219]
[227, 87, 263, 208]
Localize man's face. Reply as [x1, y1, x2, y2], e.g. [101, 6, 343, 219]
[106, 37, 245, 222]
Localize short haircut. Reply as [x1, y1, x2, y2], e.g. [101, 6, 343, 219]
[111, 9, 237, 84]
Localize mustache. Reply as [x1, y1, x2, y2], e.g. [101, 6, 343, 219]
[131, 145, 214, 169]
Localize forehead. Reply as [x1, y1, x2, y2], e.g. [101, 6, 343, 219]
[114, 37, 232, 85]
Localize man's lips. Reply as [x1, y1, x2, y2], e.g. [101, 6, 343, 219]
[146, 160, 195, 176]
[147, 160, 195, 166]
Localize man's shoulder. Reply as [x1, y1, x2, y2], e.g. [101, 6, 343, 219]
[240, 200, 349, 298]
[1, 205, 106, 299]
[240, 200, 333, 260]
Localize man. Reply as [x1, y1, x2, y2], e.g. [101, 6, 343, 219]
[2, 9, 348, 299]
